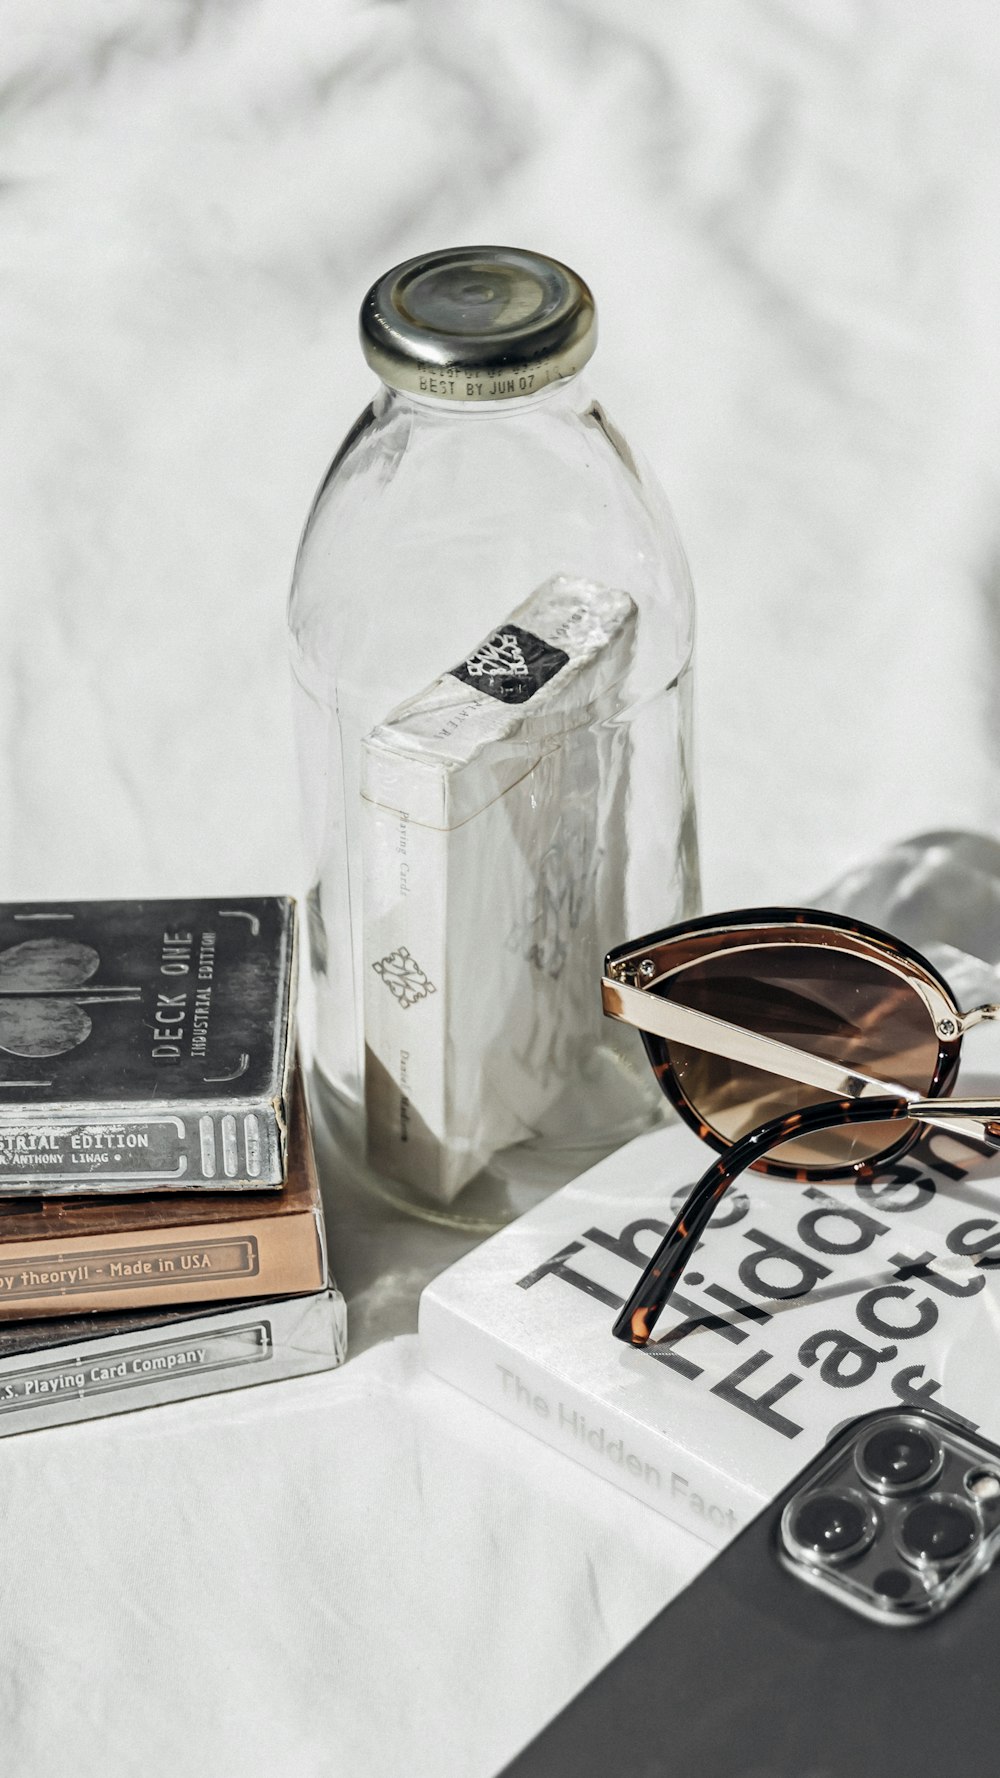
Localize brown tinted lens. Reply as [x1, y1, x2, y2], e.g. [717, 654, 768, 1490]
[657, 939, 942, 1168]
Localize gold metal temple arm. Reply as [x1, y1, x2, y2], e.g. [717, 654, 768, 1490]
[908, 1098, 1000, 1138]
[601, 977, 999, 1148]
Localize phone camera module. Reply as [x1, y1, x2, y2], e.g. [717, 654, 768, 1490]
[785, 1490, 877, 1566]
[856, 1422, 942, 1495]
[779, 1418, 1000, 1623]
[896, 1495, 979, 1570]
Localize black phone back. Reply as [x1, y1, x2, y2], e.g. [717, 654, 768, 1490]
[501, 1407, 1000, 1778]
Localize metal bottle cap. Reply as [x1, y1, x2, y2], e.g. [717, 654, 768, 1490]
[359, 245, 596, 402]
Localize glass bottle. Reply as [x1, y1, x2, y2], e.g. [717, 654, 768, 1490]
[288, 246, 699, 1230]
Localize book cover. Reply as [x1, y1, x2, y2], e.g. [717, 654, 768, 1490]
[362, 575, 643, 1202]
[0, 1065, 325, 1318]
[0, 1275, 346, 1436]
[0, 896, 295, 1191]
[420, 1116, 1000, 1546]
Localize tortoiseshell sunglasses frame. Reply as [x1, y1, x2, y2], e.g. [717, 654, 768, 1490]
[601, 905, 1000, 1180]
[601, 904, 1000, 1348]
[614, 1094, 929, 1347]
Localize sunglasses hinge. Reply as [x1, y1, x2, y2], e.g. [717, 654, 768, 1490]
[606, 956, 648, 987]
[957, 1004, 1000, 1032]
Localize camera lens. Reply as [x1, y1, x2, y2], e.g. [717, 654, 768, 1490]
[897, 1497, 979, 1568]
[787, 1491, 875, 1563]
[857, 1422, 941, 1495]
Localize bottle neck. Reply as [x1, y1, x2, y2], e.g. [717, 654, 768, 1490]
[375, 374, 588, 423]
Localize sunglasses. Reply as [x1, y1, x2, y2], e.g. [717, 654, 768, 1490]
[601, 906, 1000, 1348]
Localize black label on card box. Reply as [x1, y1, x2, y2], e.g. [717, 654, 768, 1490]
[451, 625, 569, 704]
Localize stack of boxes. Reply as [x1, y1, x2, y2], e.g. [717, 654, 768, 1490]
[0, 895, 344, 1434]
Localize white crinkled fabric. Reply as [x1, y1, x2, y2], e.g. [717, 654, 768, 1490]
[4, 0, 1000, 1772]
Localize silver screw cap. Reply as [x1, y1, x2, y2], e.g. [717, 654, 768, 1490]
[359, 245, 596, 402]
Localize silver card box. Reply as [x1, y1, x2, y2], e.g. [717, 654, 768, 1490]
[0, 1276, 345, 1435]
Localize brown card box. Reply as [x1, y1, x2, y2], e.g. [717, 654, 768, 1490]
[0, 1075, 325, 1320]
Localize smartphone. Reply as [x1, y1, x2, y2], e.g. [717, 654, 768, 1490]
[500, 1406, 1000, 1777]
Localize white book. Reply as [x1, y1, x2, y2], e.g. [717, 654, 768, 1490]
[420, 1116, 1000, 1546]
[362, 575, 637, 1203]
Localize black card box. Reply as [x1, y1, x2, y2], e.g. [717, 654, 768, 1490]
[0, 897, 295, 1192]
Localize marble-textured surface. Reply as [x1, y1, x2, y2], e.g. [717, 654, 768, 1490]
[4, 1, 1000, 1771]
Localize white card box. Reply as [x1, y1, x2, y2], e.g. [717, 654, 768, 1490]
[420, 1116, 1000, 1546]
[362, 576, 636, 1203]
